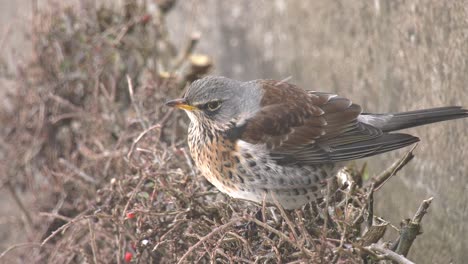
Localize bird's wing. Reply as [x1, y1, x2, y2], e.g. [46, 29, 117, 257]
[227, 80, 418, 165]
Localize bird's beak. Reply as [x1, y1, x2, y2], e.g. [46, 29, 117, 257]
[165, 98, 197, 111]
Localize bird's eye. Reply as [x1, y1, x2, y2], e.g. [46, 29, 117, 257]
[206, 101, 221, 111]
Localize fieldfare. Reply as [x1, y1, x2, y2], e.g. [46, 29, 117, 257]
[166, 76, 468, 209]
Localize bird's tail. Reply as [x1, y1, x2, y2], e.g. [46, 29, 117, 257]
[362, 106, 468, 132]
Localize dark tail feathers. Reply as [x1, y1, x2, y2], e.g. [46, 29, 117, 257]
[364, 106, 468, 132]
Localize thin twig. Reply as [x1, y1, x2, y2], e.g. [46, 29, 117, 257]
[5, 181, 33, 228]
[126, 124, 161, 160]
[366, 183, 375, 228]
[41, 214, 90, 246]
[246, 216, 315, 258]
[226, 231, 253, 255]
[88, 219, 99, 264]
[121, 172, 148, 221]
[271, 193, 299, 242]
[261, 192, 267, 223]
[116, 229, 122, 264]
[372, 144, 417, 191]
[152, 219, 189, 252]
[39, 212, 73, 222]
[47, 92, 84, 113]
[112, 16, 142, 45]
[0, 243, 42, 259]
[59, 158, 97, 185]
[181, 147, 196, 176]
[177, 218, 240, 264]
[295, 210, 317, 249]
[127, 75, 148, 129]
[320, 178, 335, 260]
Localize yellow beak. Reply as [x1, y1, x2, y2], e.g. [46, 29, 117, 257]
[165, 98, 197, 111]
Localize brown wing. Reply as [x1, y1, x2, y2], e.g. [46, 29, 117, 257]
[230, 80, 418, 165]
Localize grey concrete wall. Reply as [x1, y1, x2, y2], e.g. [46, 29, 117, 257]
[167, 1, 468, 262]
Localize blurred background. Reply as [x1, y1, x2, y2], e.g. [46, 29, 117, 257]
[1, 1, 467, 263]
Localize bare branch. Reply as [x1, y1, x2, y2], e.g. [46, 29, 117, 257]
[412, 197, 434, 224]
[392, 197, 434, 256]
[365, 243, 415, 264]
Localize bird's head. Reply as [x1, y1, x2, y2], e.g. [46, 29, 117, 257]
[165, 76, 262, 129]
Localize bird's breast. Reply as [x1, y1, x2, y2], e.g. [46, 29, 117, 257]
[188, 123, 243, 194]
[187, 123, 340, 209]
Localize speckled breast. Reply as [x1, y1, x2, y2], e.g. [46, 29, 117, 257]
[187, 122, 244, 195]
[187, 122, 340, 209]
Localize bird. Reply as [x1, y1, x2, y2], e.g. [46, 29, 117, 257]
[165, 76, 468, 209]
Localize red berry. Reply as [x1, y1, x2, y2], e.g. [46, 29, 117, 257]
[126, 212, 136, 219]
[140, 14, 151, 24]
[124, 252, 133, 263]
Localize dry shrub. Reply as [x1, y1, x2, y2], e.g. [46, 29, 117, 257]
[0, 1, 429, 263]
